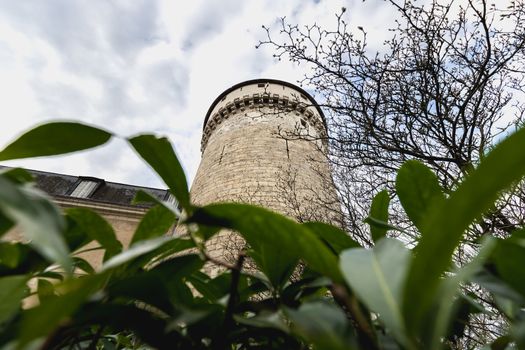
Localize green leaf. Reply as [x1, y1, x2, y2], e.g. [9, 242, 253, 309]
[101, 236, 182, 271]
[188, 203, 344, 287]
[340, 238, 412, 348]
[403, 126, 525, 335]
[125, 237, 195, 272]
[234, 311, 289, 333]
[0, 122, 112, 160]
[66, 208, 122, 261]
[0, 242, 21, 268]
[0, 275, 29, 324]
[472, 270, 524, 305]
[0, 167, 34, 184]
[303, 222, 360, 255]
[0, 212, 15, 239]
[131, 204, 176, 246]
[367, 190, 391, 242]
[0, 176, 71, 272]
[491, 238, 525, 297]
[19, 273, 107, 346]
[281, 275, 331, 306]
[285, 301, 356, 350]
[73, 303, 186, 349]
[107, 272, 174, 313]
[188, 271, 231, 301]
[133, 190, 181, 217]
[128, 135, 190, 211]
[148, 254, 204, 306]
[37, 279, 55, 303]
[428, 237, 496, 349]
[485, 336, 512, 350]
[72, 257, 95, 275]
[363, 217, 408, 235]
[396, 160, 445, 231]
[0, 244, 49, 278]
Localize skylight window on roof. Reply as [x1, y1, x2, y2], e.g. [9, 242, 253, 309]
[70, 180, 99, 198]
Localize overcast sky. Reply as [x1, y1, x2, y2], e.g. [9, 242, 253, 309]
[0, 0, 393, 189]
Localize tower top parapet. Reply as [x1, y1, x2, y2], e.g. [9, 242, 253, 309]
[202, 78, 326, 130]
[201, 79, 327, 152]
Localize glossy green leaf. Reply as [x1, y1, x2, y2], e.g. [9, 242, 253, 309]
[73, 303, 186, 348]
[0, 176, 71, 272]
[128, 135, 190, 211]
[0, 275, 29, 324]
[19, 273, 107, 346]
[234, 311, 289, 333]
[107, 272, 174, 313]
[281, 275, 331, 306]
[403, 126, 525, 337]
[125, 237, 195, 272]
[396, 160, 445, 231]
[303, 222, 360, 255]
[37, 279, 55, 303]
[0, 212, 15, 239]
[149, 254, 204, 305]
[367, 190, 391, 242]
[0, 122, 112, 160]
[491, 238, 525, 297]
[285, 301, 355, 350]
[131, 204, 176, 246]
[188, 203, 343, 287]
[472, 270, 524, 305]
[61, 219, 87, 250]
[484, 336, 512, 350]
[340, 238, 413, 348]
[0, 244, 48, 278]
[363, 217, 408, 235]
[102, 236, 180, 271]
[0, 242, 21, 268]
[188, 271, 231, 301]
[72, 257, 95, 275]
[0, 167, 34, 184]
[133, 189, 181, 217]
[66, 208, 122, 261]
[428, 238, 496, 349]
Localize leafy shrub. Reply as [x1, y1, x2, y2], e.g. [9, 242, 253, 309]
[0, 122, 524, 349]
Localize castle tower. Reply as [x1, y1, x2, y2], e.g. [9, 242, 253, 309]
[190, 79, 341, 264]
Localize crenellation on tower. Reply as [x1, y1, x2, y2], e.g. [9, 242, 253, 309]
[200, 80, 327, 153]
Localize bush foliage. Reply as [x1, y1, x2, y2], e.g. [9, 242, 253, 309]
[0, 122, 525, 349]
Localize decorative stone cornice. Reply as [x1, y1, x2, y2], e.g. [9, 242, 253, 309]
[201, 92, 326, 152]
[53, 195, 148, 220]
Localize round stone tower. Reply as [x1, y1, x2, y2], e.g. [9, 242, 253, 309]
[190, 79, 341, 265]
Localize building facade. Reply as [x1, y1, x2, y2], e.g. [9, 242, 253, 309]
[2, 167, 174, 269]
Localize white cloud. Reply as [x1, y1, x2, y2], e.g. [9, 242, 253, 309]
[0, 0, 394, 189]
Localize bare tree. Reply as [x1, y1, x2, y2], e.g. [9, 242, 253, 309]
[259, 0, 525, 239]
[259, 0, 525, 347]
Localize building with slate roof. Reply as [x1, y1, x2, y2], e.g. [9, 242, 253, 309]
[1, 165, 176, 268]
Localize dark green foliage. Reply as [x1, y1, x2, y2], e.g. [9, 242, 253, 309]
[130, 204, 177, 246]
[128, 135, 190, 212]
[0, 121, 524, 349]
[0, 122, 111, 161]
[66, 208, 122, 261]
[367, 190, 391, 242]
